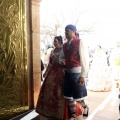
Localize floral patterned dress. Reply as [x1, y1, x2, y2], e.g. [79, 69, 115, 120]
[36, 48, 65, 119]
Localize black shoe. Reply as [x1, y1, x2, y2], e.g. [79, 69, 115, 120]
[83, 105, 89, 117]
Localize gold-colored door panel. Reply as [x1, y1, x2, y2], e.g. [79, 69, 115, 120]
[0, 0, 28, 119]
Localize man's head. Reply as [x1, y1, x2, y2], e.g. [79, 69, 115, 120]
[65, 24, 77, 40]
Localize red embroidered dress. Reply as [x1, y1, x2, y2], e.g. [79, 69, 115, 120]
[63, 37, 81, 69]
[36, 48, 65, 119]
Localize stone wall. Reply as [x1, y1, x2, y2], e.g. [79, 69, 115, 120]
[30, 0, 41, 108]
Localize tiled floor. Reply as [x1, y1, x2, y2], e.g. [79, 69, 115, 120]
[20, 88, 119, 120]
[84, 88, 119, 120]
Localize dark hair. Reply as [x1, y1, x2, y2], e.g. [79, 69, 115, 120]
[75, 32, 79, 38]
[54, 35, 63, 44]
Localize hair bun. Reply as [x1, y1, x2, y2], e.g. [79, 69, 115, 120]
[55, 35, 63, 45]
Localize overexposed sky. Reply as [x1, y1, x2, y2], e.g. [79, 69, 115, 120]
[40, 0, 120, 48]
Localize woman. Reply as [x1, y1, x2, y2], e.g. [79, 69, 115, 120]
[87, 45, 112, 91]
[36, 36, 65, 120]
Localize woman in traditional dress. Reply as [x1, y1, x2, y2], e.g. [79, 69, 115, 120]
[36, 36, 65, 120]
[87, 45, 112, 91]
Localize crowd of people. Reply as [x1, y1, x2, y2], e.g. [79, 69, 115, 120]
[36, 24, 120, 120]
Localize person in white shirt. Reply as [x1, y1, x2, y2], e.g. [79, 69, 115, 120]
[59, 24, 89, 120]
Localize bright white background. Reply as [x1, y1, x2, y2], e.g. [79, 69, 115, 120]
[40, 0, 120, 49]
